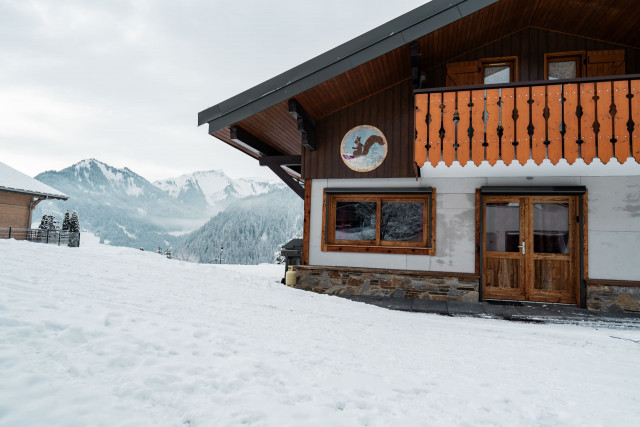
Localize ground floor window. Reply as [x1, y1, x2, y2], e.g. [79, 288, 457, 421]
[322, 188, 435, 255]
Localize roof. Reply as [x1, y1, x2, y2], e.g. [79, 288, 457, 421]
[0, 161, 68, 200]
[199, 0, 640, 160]
[198, 0, 497, 131]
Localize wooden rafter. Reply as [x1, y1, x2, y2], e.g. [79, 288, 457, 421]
[288, 99, 316, 151]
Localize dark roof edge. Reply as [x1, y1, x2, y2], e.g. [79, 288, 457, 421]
[0, 187, 69, 200]
[198, 0, 499, 131]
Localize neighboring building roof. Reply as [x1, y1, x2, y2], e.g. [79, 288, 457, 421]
[0, 161, 68, 200]
[198, 0, 498, 131]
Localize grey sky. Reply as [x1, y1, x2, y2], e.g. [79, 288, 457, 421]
[0, 0, 425, 181]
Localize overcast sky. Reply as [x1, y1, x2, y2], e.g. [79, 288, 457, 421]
[0, 0, 426, 181]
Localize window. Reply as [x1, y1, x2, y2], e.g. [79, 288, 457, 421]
[481, 57, 517, 84]
[322, 189, 436, 255]
[544, 51, 585, 80]
[446, 57, 518, 87]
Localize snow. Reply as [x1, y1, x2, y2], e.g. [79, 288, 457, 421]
[115, 223, 137, 239]
[0, 161, 68, 199]
[1, 239, 639, 426]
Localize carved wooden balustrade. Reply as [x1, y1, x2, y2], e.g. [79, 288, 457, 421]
[414, 75, 640, 167]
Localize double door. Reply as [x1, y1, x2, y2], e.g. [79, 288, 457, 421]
[482, 195, 580, 304]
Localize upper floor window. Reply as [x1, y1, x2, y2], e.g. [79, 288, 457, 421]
[545, 52, 584, 80]
[482, 58, 516, 84]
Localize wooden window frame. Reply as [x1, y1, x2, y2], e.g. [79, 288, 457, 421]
[480, 56, 518, 84]
[544, 51, 586, 80]
[321, 189, 436, 255]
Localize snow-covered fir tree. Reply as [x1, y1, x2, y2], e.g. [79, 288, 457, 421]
[69, 212, 80, 232]
[62, 212, 71, 231]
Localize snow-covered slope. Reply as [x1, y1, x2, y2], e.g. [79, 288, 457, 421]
[1, 239, 639, 426]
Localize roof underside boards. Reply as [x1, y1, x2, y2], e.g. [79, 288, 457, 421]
[0, 161, 68, 200]
[200, 0, 640, 161]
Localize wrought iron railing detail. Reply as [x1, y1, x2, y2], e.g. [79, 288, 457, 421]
[414, 75, 640, 167]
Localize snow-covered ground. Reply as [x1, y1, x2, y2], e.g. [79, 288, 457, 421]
[1, 237, 639, 426]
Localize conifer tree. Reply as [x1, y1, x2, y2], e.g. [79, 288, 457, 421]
[62, 212, 71, 231]
[69, 212, 80, 232]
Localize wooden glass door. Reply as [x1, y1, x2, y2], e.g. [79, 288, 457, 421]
[482, 195, 579, 304]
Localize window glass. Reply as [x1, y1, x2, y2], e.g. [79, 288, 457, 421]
[485, 202, 520, 252]
[548, 60, 577, 80]
[484, 65, 511, 84]
[533, 203, 569, 254]
[381, 202, 423, 242]
[334, 201, 376, 241]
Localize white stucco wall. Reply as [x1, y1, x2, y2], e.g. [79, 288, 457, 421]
[308, 174, 640, 280]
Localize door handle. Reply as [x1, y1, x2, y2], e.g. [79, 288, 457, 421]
[517, 241, 525, 254]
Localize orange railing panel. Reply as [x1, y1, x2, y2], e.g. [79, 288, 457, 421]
[471, 90, 485, 166]
[501, 88, 516, 165]
[515, 87, 530, 165]
[632, 80, 640, 163]
[597, 81, 614, 164]
[485, 89, 500, 166]
[613, 80, 630, 163]
[457, 91, 471, 165]
[442, 91, 457, 167]
[580, 83, 597, 164]
[415, 94, 428, 167]
[428, 92, 442, 167]
[563, 84, 580, 165]
[547, 85, 564, 165]
[531, 86, 547, 165]
[413, 76, 640, 168]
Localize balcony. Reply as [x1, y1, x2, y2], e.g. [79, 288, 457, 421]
[414, 75, 640, 168]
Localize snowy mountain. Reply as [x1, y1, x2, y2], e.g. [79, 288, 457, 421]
[154, 170, 284, 213]
[33, 159, 299, 254]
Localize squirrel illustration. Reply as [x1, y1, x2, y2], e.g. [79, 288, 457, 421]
[348, 135, 385, 159]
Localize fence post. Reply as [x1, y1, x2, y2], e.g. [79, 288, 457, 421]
[58, 231, 61, 246]
[46, 229, 49, 244]
[8, 227, 11, 239]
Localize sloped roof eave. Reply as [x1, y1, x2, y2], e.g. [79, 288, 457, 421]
[197, 0, 499, 132]
[0, 186, 69, 200]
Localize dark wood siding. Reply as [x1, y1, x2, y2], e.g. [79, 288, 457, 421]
[303, 79, 414, 179]
[424, 28, 640, 88]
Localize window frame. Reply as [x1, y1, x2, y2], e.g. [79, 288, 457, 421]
[322, 188, 436, 255]
[544, 51, 585, 80]
[480, 56, 518, 84]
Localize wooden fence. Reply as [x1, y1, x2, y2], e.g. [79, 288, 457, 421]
[415, 75, 640, 167]
[0, 227, 80, 247]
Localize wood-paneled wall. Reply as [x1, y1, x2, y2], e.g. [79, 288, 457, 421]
[302, 80, 414, 179]
[424, 28, 640, 88]
[0, 191, 32, 229]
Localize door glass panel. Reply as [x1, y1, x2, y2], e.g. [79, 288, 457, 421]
[381, 201, 423, 242]
[485, 202, 520, 252]
[533, 203, 569, 253]
[335, 202, 376, 241]
[548, 60, 577, 80]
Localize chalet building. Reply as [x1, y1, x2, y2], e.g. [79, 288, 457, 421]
[0, 161, 68, 233]
[199, 0, 640, 313]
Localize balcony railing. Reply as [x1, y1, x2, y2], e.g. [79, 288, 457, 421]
[414, 74, 640, 167]
[0, 227, 80, 247]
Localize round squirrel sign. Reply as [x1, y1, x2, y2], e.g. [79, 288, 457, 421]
[340, 125, 388, 172]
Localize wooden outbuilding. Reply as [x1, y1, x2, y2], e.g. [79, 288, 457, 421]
[199, 0, 640, 313]
[0, 161, 68, 234]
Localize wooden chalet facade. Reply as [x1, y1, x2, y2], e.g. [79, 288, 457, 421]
[199, 0, 640, 313]
[0, 161, 68, 234]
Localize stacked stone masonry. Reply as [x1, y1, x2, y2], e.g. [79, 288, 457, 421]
[587, 283, 640, 314]
[294, 266, 479, 302]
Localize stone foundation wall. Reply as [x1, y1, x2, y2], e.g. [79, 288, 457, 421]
[587, 282, 640, 313]
[294, 266, 479, 302]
